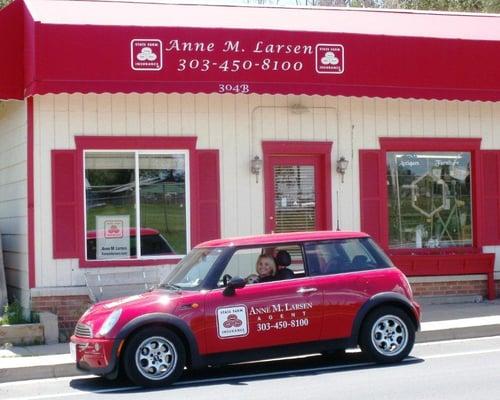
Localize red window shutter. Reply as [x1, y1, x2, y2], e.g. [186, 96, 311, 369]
[51, 150, 78, 259]
[359, 150, 385, 246]
[194, 150, 221, 246]
[481, 151, 500, 245]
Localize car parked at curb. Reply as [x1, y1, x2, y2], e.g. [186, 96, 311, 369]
[71, 231, 421, 387]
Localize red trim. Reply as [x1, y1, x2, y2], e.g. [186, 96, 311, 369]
[51, 150, 78, 259]
[378, 137, 483, 254]
[193, 150, 221, 245]
[379, 138, 481, 152]
[479, 150, 500, 246]
[27, 97, 35, 288]
[75, 136, 197, 268]
[359, 150, 386, 248]
[262, 141, 332, 234]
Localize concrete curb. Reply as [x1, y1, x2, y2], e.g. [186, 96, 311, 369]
[0, 362, 85, 383]
[416, 324, 500, 343]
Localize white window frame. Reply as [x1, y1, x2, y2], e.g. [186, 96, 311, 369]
[83, 149, 191, 262]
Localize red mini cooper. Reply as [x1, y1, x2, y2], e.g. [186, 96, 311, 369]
[71, 231, 420, 387]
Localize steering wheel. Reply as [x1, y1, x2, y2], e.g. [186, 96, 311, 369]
[222, 274, 232, 287]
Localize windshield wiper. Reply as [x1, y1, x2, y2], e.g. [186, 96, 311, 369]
[158, 282, 182, 292]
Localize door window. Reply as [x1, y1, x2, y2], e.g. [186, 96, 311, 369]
[218, 245, 305, 286]
[274, 165, 316, 233]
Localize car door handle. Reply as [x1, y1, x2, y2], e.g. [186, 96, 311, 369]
[297, 287, 318, 294]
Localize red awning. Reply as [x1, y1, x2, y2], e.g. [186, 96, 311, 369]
[1, 0, 500, 101]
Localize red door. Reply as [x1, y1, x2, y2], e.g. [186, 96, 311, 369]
[265, 154, 329, 234]
[203, 277, 323, 355]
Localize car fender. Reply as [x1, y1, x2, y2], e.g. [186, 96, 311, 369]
[350, 292, 420, 345]
[116, 313, 203, 368]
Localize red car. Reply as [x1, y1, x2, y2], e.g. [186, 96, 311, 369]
[71, 231, 420, 387]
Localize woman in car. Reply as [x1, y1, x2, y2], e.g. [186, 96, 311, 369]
[247, 254, 277, 283]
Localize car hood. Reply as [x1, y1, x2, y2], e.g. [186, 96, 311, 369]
[78, 289, 203, 332]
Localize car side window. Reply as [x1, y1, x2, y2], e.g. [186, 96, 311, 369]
[274, 245, 304, 278]
[340, 240, 377, 269]
[305, 238, 384, 276]
[221, 248, 262, 285]
[217, 245, 305, 287]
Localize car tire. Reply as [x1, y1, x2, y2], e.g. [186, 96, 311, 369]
[359, 306, 415, 363]
[123, 327, 186, 388]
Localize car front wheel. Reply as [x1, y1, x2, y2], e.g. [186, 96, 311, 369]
[359, 306, 415, 363]
[123, 327, 186, 387]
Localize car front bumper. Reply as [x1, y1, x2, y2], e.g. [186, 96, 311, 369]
[70, 335, 119, 376]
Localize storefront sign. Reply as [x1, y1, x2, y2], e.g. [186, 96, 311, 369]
[96, 215, 130, 259]
[126, 36, 345, 95]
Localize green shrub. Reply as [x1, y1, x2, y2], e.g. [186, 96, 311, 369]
[0, 300, 38, 325]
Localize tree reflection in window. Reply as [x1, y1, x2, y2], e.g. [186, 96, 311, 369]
[387, 152, 472, 249]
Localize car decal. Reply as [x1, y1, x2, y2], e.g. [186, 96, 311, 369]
[216, 305, 249, 339]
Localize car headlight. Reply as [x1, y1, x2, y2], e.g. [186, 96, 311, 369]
[98, 308, 122, 337]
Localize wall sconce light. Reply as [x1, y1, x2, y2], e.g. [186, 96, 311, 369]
[336, 156, 349, 183]
[251, 155, 263, 183]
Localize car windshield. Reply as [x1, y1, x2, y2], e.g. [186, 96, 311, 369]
[159, 247, 224, 291]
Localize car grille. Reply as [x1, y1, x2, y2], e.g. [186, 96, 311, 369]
[75, 323, 93, 338]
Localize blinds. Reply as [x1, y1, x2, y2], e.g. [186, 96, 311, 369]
[274, 165, 316, 233]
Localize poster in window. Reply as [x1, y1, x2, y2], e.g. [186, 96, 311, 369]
[96, 215, 130, 259]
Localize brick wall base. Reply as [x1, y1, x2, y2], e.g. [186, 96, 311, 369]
[31, 295, 91, 341]
[411, 280, 497, 298]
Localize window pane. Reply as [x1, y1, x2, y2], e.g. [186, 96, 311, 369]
[139, 154, 187, 256]
[305, 238, 392, 275]
[85, 153, 136, 260]
[387, 152, 472, 249]
[274, 165, 316, 232]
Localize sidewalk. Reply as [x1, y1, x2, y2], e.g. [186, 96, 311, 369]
[1, 298, 500, 384]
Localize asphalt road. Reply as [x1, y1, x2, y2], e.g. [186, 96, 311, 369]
[2, 336, 500, 400]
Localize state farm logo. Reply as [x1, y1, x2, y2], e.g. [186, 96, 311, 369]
[217, 305, 248, 339]
[131, 39, 163, 71]
[223, 314, 243, 329]
[104, 220, 123, 239]
[315, 44, 344, 74]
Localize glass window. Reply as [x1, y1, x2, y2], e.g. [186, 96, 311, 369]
[387, 152, 472, 249]
[274, 165, 316, 232]
[305, 238, 393, 276]
[218, 245, 304, 287]
[85, 151, 189, 261]
[160, 247, 224, 291]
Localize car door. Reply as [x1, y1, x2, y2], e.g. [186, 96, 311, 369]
[204, 246, 323, 354]
[304, 240, 371, 340]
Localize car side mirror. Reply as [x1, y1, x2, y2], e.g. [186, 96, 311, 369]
[223, 276, 246, 296]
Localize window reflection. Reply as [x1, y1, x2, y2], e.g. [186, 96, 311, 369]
[387, 152, 472, 249]
[85, 152, 188, 261]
